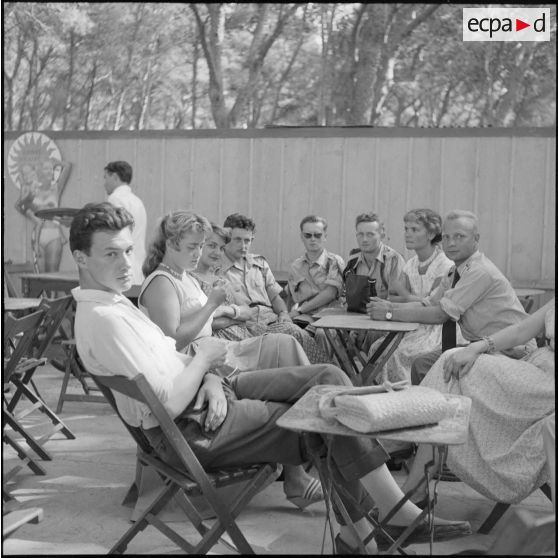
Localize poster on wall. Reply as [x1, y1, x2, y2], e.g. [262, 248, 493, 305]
[7, 132, 73, 272]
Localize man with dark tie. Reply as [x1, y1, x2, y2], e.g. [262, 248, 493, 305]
[366, 210, 535, 384]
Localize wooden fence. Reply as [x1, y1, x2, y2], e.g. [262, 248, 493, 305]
[3, 128, 555, 294]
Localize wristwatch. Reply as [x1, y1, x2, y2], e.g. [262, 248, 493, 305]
[385, 311, 393, 321]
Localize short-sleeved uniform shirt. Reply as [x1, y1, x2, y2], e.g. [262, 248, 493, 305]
[219, 253, 282, 306]
[424, 251, 530, 342]
[288, 249, 345, 307]
[344, 243, 405, 300]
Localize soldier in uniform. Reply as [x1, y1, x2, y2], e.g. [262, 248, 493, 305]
[286, 215, 345, 322]
[343, 212, 405, 300]
[219, 213, 331, 364]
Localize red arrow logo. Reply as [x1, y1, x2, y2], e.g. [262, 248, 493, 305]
[516, 18, 530, 31]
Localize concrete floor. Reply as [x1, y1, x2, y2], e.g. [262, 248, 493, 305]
[3, 364, 554, 555]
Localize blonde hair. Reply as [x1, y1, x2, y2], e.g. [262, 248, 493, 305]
[142, 210, 211, 277]
[444, 210, 479, 234]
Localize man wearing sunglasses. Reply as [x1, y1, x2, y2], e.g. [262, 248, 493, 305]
[286, 215, 345, 322]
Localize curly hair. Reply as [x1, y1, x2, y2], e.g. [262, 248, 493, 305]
[142, 210, 211, 277]
[223, 213, 255, 232]
[403, 208, 443, 244]
[70, 202, 135, 254]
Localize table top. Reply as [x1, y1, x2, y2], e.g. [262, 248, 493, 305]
[277, 384, 471, 446]
[514, 288, 546, 297]
[3, 297, 42, 312]
[313, 312, 419, 332]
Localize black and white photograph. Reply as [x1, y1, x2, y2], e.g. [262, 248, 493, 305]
[2, 3, 555, 555]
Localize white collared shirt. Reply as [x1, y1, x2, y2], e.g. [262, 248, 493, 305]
[72, 287, 191, 428]
[107, 184, 147, 285]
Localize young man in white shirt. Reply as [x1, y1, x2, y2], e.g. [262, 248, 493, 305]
[104, 161, 147, 285]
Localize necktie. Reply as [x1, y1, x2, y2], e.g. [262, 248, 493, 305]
[441, 269, 461, 352]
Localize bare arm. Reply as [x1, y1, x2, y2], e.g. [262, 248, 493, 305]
[295, 285, 338, 315]
[140, 275, 222, 350]
[442, 299, 553, 382]
[270, 292, 290, 321]
[367, 297, 448, 324]
[389, 273, 422, 303]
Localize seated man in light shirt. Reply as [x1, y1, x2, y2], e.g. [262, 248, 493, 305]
[69, 202, 471, 553]
[286, 215, 345, 324]
[367, 209, 535, 384]
[343, 212, 405, 300]
[218, 213, 331, 364]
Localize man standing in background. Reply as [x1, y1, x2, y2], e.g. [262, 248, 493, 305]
[104, 161, 147, 285]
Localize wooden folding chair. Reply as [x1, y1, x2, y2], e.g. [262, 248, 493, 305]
[457, 508, 555, 555]
[89, 371, 278, 554]
[3, 307, 75, 472]
[56, 341, 106, 413]
[7, 295, 74, 411]
[3, 310, 50, 480]
[478, 482, 553, 534]
[2, 506, 43, 540]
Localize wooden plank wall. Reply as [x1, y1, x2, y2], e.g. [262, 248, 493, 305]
[3, 128, 555, 297]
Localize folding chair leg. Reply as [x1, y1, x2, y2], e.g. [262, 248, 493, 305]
[3, 412, 52, 461]
[12, 381, 75, 440]
[109, 483, 182, 554]
[478, 502, 510, 534]
[3, 431, 47, 477]
[122, 454, 145, 507]
[56, 357, 74, 414]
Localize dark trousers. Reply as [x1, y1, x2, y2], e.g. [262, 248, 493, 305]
[145, 364, 389, 524]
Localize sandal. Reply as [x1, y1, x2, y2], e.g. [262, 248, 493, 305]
[285, 477, 323, 510]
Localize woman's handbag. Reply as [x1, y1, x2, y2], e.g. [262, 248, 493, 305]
[318, 381, 451, 433]
[345, 274, 376, 313]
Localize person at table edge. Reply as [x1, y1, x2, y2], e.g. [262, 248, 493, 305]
[343, 212, 406, 300]
[367, 209, 535, 384]
[286, 214, 345, 320]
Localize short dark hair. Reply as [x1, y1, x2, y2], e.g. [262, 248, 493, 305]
[299, 215, 328, 232]
[355, 212, 383, 228]
[223, 213, 256, 233]
[104, 161, 133, 184]
[404, 208, 443, 244]
[70, 202, 135, 254]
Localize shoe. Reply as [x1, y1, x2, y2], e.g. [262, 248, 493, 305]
[376, 520, 472, 549]
[285, 477, 323, 510]
[334, 534, 365, 554]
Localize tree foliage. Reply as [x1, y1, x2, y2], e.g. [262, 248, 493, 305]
[3, 2, 555, 130]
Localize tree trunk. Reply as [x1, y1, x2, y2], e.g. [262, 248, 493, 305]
[83, 61, 97, 130]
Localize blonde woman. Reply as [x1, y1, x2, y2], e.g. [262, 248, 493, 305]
[139, 210, 324, 510]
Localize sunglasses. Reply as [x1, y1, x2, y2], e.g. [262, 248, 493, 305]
[302, 232, 323, 239]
